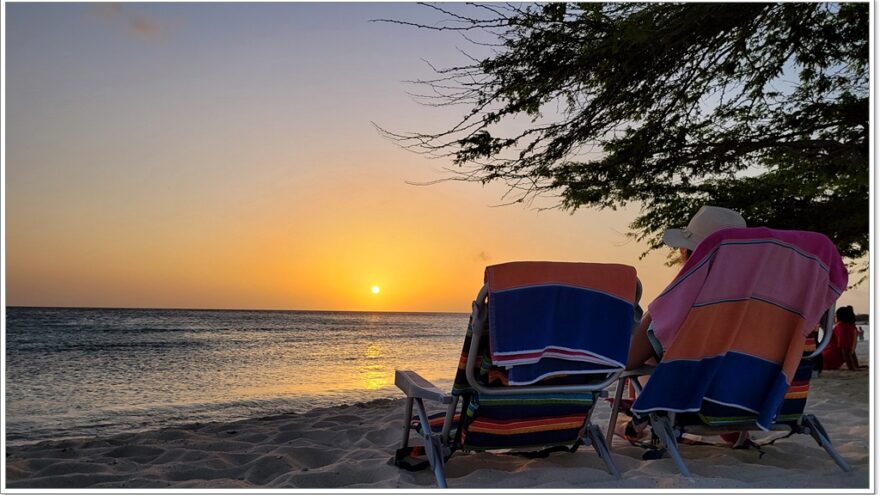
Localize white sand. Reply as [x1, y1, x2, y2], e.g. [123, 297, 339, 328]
[6, 344, 870, 489]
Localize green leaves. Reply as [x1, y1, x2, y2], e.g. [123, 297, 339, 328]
[389, 2, 869, 263]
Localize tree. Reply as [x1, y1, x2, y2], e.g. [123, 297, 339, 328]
[379, 3, 869, 272]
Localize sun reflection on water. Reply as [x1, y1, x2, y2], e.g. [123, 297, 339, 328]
[6, 309, 470, 442]
[360, 342, 391, 390]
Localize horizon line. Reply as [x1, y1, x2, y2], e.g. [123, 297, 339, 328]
[4, 304, 471, 316]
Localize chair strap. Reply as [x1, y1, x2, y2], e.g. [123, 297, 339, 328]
[507, 438, 582, 458]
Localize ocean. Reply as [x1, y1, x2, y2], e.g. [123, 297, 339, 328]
[5, 307, 469, 446]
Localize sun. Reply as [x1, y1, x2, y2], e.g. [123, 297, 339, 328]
[371, 285, 380, 295]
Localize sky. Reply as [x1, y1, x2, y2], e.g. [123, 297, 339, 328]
[4, 3, 871, 313]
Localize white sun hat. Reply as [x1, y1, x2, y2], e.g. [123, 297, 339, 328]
[661, 205, 747, 251]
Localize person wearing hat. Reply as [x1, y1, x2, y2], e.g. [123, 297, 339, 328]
[615, 206, 748, 444]
[625, 205, 748, 370]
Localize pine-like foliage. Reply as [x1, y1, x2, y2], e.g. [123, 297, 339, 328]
[380, 3, 868, 268]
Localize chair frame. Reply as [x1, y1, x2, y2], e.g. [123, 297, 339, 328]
[605, 304, 853, 476]
[396, 279, 642, 487]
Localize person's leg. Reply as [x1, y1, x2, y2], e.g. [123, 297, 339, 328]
[616, 314, 657, 443]
[626, 314, 655, 370]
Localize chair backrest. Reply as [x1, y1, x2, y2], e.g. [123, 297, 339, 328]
[632, 227, 847, 429]
[452, 261, 641, 451]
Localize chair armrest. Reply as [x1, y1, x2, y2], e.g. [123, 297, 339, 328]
[614, 365, 657, 398]
[805, 305, 835, 359]
[620, 365, 656, 379]
[395, 370, 452, 404]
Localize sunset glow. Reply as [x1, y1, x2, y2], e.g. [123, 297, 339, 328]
[4, 3, 869, 313]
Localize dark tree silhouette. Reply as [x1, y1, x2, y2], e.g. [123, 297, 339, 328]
[378, 3, 869, 271]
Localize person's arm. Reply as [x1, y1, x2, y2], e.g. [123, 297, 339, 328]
[850, 337, 866, 369]
[626, 313, 655, 370]
[841, 325, 858, 370]
[845, 351, 859, 370]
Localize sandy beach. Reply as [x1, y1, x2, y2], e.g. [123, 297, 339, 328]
[6, 344, 870, 489]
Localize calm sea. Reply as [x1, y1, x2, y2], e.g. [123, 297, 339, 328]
[5, 307, 468, 445]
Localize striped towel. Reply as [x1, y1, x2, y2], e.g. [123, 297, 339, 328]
[486, 262, 638, 385]
[632, 227, 847, 429]
[462, 393, 595, 451]
[447, 309, 601, 452]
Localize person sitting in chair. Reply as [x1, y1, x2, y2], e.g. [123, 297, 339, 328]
[626, 205, 747, 370]
[617, 205, 747, 444]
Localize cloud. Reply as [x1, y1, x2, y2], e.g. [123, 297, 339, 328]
[129, 15, 164, 40]
[93, 4, 176, 41]
[94, 3, 123, 19]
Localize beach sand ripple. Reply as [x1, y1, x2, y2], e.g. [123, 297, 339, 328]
[6, 348, 871, 489]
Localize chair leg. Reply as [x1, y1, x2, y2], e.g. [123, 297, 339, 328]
[585, 423, 621, 479]
[414, 398, 449, 488]
[440, 397, 459, 443]
[606, 377, 627, 447]
[400, 397, 414, 449]
[430, 437, 448, 488]
[803, 414, 852, 472]
[650, 414, 692, 478]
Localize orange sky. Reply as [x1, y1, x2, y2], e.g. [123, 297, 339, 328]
[4, 4, 870, 314]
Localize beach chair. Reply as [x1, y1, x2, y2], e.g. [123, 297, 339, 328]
[393, 262, 642, 488]
[605, 227, 852, 476]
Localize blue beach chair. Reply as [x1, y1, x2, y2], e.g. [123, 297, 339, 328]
[393, 261, 642, 487]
